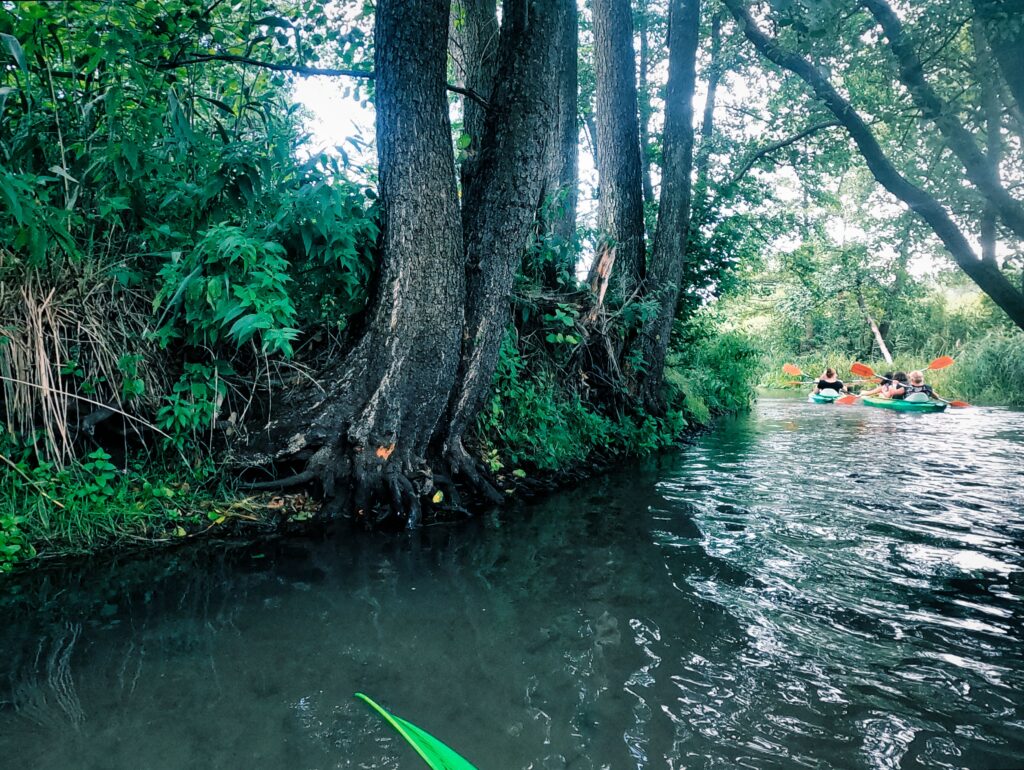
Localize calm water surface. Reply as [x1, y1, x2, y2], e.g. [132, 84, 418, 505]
[1, 395, 1023, 769]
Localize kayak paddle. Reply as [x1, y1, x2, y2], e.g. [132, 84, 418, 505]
[851, 356, 954, 380]
[355, 693, 477, 770]
[782, 363, 805, 377]
[927, 355, 955, 370]
[933, 395, 971, 408]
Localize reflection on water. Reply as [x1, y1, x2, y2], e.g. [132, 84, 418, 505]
[1, 396, 1022, 769]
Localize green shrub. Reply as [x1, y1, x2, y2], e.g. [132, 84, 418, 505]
[943, 331, 1024, 406]
[666, 326, 764, 421]
[476, 322, 761, 477]
[0, 429, 224, 564]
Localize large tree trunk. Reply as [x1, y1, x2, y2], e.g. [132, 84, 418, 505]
[442, 0, 562, 488]
[450, 0, 500, 221]
[541, 0, 579, 287]
[633, 0, 702, 412]
[723, 0, 1024, 331]
[235, 0, 465, 526]
[637, 0, 656, 208]
[590, 0, 646, 299]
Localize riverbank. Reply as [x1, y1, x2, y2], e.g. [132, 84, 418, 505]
[0, 331, 762, 574]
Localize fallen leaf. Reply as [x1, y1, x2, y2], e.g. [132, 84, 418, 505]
[375, 443, 396, 460]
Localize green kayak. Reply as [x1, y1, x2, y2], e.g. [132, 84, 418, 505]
[862, 395, 947, 413]
[809, 391, 841, 403]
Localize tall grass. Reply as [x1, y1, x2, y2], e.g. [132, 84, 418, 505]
[943, 332, 1024, 407]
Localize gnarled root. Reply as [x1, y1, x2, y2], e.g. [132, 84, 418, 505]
[443, 436, 504, 505]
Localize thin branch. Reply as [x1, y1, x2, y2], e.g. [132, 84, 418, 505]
[728, 120, 840, 185]
[159, 54, 491, 109]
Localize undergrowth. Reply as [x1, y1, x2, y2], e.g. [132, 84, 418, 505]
[942, 332, 1024, 407]
[476, 323, 762, 478]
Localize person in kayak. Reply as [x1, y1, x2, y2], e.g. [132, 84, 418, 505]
[860, 371, 895, 397]
[887, 371, 908, 399]
[902, 370, 936, 399]
[812, 368, 848, 395]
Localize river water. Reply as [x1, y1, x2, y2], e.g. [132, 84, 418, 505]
[1, 395, 1022, 769]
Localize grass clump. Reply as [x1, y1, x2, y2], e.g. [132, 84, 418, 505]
[0, 432, 234, 572]
[942, 332, 1024, 407]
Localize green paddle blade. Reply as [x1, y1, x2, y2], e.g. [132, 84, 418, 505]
[355, 693, 478, 770]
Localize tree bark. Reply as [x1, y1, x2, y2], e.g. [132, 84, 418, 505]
[856, 284, 893, 364]
[864, 0, 1024, 242]
[637, 0, 656, 208]
[974, 17, 1002, 266]
[972, 0, 1024, 117]
[590, 0, 647, 298]
[693, 10, 723, 196]
[633, 0, 701, 412]
[723, 0, 1024, 331]
[442, 0, 562, 487]
[235, 0, 465, 526]
[450, 0, 500, 223]
[541, 0, 579, 287]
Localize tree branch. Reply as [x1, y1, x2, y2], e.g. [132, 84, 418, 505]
[862, 0, 1024, 241]
[158, 53, 491, 108]
[728, 120, 840, 186]
[721, 0, 1024, 330]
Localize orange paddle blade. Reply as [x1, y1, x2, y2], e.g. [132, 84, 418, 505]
[850, 362, 875, 378]
[782, 363, 803, 376]
[947, 400, 970, 408]
[927, 355, 955, 370]
[836, 394, 859, 405]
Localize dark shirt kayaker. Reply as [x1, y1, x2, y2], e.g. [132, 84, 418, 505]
[817, 379, 844, 393]
[888, 371, 908, 399]
[903, 371, 935, 400]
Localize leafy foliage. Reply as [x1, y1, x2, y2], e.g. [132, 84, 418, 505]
[0, 0, 380, 468]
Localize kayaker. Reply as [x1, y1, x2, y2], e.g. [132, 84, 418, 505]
[860, 371, 894, 398]
[812, 368, 848, 395]
[888, 371, 908, 399]
[902, 370, 936, 399]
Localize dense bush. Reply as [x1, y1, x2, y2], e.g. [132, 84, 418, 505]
[0, 2, 380, 465]
[476, 320, 763, 478]
[943, 332, 1024, 407]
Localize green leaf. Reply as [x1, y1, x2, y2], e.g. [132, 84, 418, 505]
[1, 34, 28, 76]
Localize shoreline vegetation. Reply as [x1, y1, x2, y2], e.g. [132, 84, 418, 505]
[1, 330, 761, 574]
